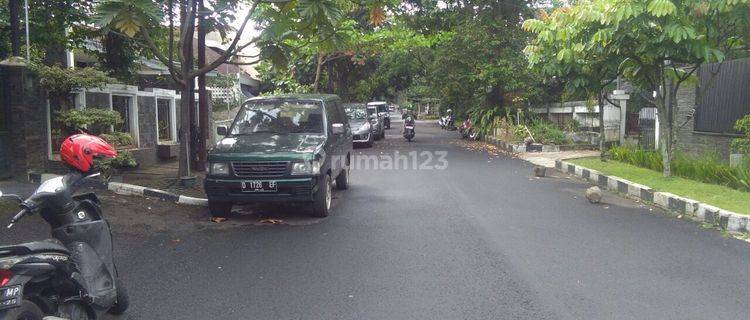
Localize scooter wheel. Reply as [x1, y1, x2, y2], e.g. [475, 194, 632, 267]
[108, 279, 130, 315]
[57, 302, 90, 320]
[0, 300, 43, 320]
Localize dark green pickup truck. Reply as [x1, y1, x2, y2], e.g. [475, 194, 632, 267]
[205, 94, 353, 218]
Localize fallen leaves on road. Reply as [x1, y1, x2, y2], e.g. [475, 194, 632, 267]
[211, 217, 227, 223]
[260, 218, 284, 225]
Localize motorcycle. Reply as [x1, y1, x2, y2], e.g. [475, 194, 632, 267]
[403, 116, 416, 142]
[438, 114, 456, 131]
[0, 172, 128, 320]
[459, 119, 479, 140]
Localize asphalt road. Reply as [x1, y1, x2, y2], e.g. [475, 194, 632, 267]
[2, 118, 749, 319]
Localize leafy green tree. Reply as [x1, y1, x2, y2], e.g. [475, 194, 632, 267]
[524, 4, 623, 159]
[525, 0, 750, 176]
[255, 0, 393, 94]
[96, 0, 267, 177]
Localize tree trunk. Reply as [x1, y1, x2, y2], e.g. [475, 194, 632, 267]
[658, 107, 672, 177]
[326, 60, 334, 93]
[313, 53, 324, 93]
[196, 0, 208, 172]
[177, 0, 196, 178]
[8, 0, 21, 57]
[187, 1, 197, 171]
[661, 75, 675, 177]
[598, 92, 606, 161]
[178, 86, 192, 177]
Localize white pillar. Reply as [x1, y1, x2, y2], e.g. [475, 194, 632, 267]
[654, 109, 660, 150]
[611, 90, 630, 145]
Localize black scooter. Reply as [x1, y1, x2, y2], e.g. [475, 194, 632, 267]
[0, 172, 128, 320]
[403, 116, 416, 142]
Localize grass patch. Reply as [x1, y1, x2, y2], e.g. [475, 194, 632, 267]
[570, 157, 750, 215]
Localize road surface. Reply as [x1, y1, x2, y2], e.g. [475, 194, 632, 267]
[2, 118, 749, 319]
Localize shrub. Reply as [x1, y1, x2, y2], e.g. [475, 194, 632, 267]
[610, 146, 662, 171]
[95, 151, 138, 179]
[31, 64, 115, 99]
[563, 118, 581, 132]
[99, 132, 135, 147]
[609, 146, 750, 192]
[731, 115, 750, 153]
[528, 120, 570, 145]
[57, 108, 123, 134]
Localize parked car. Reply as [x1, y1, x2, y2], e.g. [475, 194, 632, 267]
[205, 94, 353, 218]
[366, 105, 386, 140]
[346, 107, 374, 148]
[368, 101, 391, 129]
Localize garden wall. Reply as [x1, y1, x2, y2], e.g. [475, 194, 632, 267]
[0, 62, 186, 179]
[0, 62, 49, 179]
[529, 101, 621, 142]
[674, 83, 735, 162]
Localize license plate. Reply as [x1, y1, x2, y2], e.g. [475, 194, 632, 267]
[0, 285, 22, 310]
[241, 180, 278, 193]
[405, 126, 414, 129]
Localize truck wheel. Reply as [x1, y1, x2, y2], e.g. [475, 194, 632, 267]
[108, 278, 130, 315]
[209, 200, 233, 218]
[311, 174, 332, 218]
[336, 167, 349, 190]
[0, 300, 43, 320]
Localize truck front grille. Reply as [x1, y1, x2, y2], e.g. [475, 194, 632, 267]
[232, 161, 289, 178]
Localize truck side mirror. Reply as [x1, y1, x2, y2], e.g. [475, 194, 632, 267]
[332, 123, 345, 135]
[217, 125, 228, 136]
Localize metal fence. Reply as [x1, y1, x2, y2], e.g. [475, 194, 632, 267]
[694, 58, 750, 134]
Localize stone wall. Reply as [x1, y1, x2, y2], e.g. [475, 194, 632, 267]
[674, 84, 735, 161]
[0, 63, 49, 179]
[136, 95, 158, 166]
[85, 92, 110, 108]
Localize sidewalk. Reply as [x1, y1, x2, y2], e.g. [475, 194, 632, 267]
[517, 150, 600, 167]
[116, 161, 206, 198]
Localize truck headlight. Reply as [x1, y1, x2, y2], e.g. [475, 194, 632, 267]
[210, 162, 230, 175]
[291, 160, 321, 175]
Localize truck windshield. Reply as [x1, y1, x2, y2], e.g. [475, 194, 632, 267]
[230, 100, 324, 135]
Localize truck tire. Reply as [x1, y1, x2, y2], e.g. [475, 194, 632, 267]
[209, 200, 233, 218]
[311, 174, 332, 218]
[336, 167, 349, 190]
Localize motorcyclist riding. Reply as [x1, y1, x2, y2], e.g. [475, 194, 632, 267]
[403, 113, 416, 142]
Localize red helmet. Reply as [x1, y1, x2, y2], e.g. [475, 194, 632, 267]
[60, 134, 118, 173]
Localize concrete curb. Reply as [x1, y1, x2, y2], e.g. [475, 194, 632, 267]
[108, 182, 208, 207]
[28, 173, 210, 207]
[486, 136, 527, 152]
[555, 160, 750, 233]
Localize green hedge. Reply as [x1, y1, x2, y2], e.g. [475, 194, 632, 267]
[609, 146, 750, 192]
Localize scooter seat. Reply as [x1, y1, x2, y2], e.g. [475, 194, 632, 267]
[0, 240, 70, 256]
